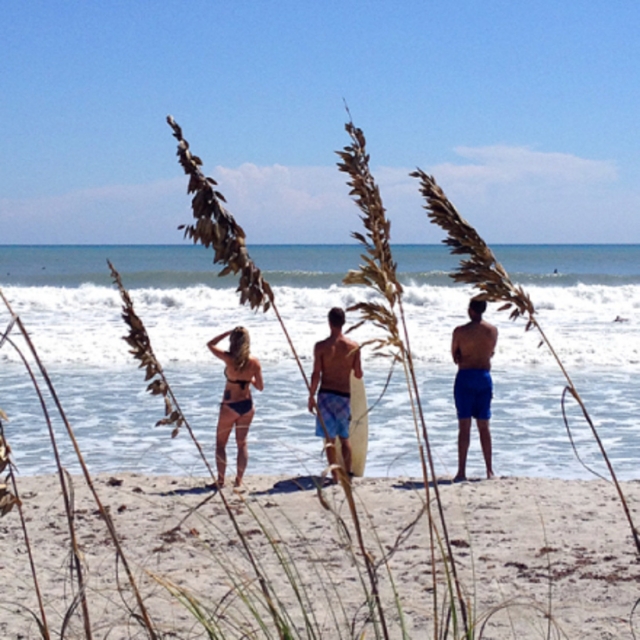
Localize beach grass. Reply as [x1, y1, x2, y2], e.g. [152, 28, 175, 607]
[0, 119, 639, 639]
[336, 116, 470, 638]
[411, 167, 640, 558]
[0, 290, 157, 638]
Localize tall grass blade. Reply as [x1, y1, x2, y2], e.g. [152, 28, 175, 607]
[0, 289, 158, 638]
[166, 115, 311, 392]
[108, 261, 215, 468]
[167, 117, 397, 637]
[0, 420, 50, 639]
[412, 167, 640, 556]
[0, 304, 93, 637]
[337, 119, 469, 638]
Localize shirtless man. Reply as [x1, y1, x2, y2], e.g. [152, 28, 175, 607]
[308, 307, 363, 481]
[451, 298, 498, 481]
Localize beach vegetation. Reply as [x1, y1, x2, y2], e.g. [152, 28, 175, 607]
[0, 290, 158, 638]
[336, 117, 470, 639]
[165, 116, 404, 637]
[94, 117, 593, 639]
[411, 167, 640, 557]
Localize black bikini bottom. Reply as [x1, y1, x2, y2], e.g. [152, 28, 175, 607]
[225, 398, 253, 416]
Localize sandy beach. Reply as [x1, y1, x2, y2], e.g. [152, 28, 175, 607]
[1, 473, 639, 639]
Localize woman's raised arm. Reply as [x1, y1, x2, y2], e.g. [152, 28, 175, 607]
[207, 330, 232, 361]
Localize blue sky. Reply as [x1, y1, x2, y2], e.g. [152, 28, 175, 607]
[2, 1, 640, 244]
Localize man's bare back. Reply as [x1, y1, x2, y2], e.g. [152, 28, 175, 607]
[308, 308, 363, 481]
[452, 319, 498, 370]
[311, 333, 362, 394]
[451, 298, 498, 481]
[308, 307, 362, 408]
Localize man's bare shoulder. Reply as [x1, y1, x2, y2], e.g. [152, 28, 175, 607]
[482, 320, 498, 336]
[454, 321, 474, 334]
[314, 336, 333, 352]
[456, 320, 497, 333]
[340, 335, 359, 350]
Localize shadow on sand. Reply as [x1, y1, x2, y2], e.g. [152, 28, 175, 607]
[154, 475, 485, 498]
[156, 475, 329, 497]
[393, 477, 483, 490]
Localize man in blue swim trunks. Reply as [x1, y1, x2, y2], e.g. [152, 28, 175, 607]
[452, 298, 498, 482]
[308, 307, 363, 482]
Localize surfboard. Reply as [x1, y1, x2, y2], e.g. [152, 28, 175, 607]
[330, 372, 369, 477]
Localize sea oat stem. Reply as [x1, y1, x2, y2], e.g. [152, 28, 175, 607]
[0, 290, 158, 638]
[414, 168, 640, 556]
[338, 121, 469, 636]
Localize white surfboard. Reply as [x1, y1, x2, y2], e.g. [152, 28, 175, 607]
[331, 372, 369, 477]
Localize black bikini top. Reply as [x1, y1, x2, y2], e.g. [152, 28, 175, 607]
[225, 368, 250, 390]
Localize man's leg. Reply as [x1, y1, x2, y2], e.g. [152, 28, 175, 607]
[455, 418, 472, 481]
[477, 419, 494, 479]
[338, 436, 352, 477]
[324, 437, 340, 482]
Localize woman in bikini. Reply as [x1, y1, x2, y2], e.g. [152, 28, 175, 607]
[207, 327, 263, 488]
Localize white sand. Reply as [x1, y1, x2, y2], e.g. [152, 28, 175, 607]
[1, 473, 639, 639]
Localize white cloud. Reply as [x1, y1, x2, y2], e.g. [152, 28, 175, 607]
[430, 146, 617, 201]
[423, 146, 631, 243]
[2, 146, 638, 244]
[449, 145, 616, 182]
[214, 163, 348, 217]
[0, 178, 187, 243]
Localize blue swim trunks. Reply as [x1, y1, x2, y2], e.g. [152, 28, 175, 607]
[454, 369, 493, 420]
[315, 390, 351, 439]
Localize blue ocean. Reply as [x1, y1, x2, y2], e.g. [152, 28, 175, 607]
[1, 244, 639, 481]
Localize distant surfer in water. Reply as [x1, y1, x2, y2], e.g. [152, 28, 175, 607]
[451, 298, 498, 482]
[207, 327, 263, 489]
[308, 307, 363, 483]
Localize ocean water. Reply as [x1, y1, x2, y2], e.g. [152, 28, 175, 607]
[1, 244, 640, 481]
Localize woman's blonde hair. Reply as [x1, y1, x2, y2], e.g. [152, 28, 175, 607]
[228, 326, 250, 371]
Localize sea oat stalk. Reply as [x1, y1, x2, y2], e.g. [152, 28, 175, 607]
[168, 116, 394, 638]
[0, 290, 158, 638]
[108, 261, 212, 449]
[337, 120, 469, 638]
[412, 167, 640, 556]
[108, 261, 300, 638]
[0, 419, 51, 638]
[166, 115, 312, 391]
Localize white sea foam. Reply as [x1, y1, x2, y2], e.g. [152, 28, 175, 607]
[1, 359, 637, 481]
[1, 282, 639, 370]
[2, 280, 639, 480]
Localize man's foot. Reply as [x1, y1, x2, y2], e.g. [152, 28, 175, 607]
[233, 477, 243, 488]
[453, 474, 467, 483]
[486, 472, 495, 480]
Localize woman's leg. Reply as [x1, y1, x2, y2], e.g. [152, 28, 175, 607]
[234, 408, 255, 487]
[216, 405, 237, 486]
